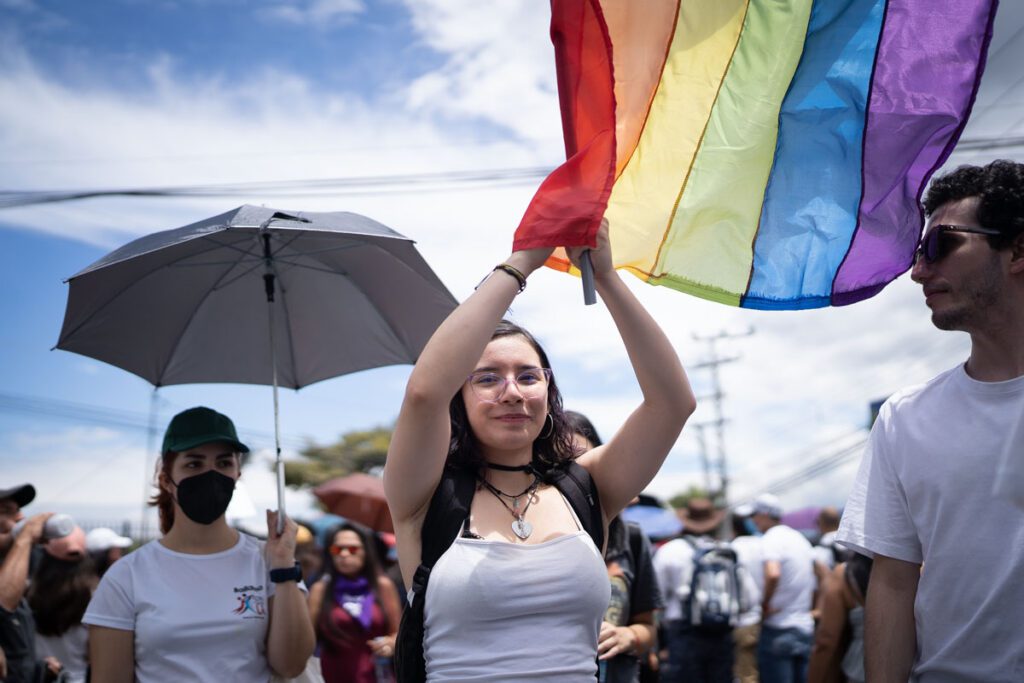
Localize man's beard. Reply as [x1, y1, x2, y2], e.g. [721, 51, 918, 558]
[931, 254, 1004, 332]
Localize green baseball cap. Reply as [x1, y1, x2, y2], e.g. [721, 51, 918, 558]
[162, 407, 250, 454]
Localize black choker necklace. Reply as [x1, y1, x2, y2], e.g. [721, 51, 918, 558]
[484, 461, 534, 473]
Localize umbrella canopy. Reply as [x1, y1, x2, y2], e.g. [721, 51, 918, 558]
[56, 205, 456, 527]
[56, 205, 457, 388]
[620, 503, 684, 541]
[313, 473, 392, 533]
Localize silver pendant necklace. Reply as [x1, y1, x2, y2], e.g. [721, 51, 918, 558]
[479, 476, 540, 540]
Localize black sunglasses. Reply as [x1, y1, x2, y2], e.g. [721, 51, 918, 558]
[913, 224, 1001, 265]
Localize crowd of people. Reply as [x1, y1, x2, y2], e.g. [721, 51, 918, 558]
[0, 158, 1022, 682]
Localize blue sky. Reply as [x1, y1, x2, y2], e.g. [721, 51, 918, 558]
[1, 0, 1020, 534]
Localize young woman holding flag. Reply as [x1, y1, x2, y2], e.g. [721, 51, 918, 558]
[385, 221, 695, 681]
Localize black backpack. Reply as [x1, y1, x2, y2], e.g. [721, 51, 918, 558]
[682, 538, 745, 634]
[393, 462, 605, 683]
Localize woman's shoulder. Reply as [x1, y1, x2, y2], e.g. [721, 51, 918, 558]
[108, 539, 161, 568]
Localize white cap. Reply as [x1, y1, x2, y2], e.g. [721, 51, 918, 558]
[732, 503, 755, 517]
[86, 527, 133, 552]
[753, 493, 783, 519]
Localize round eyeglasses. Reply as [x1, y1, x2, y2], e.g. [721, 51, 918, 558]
[466, 368, 552, 403]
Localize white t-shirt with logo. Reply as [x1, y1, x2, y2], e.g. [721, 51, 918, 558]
[84, 533, 281, 682]
[760, 524, 815, 633]
[838, 365, 1024, 682]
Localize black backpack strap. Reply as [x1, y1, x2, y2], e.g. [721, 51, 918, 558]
[394, 467, 475, 683]
[550, 461, 605, 552]
[420, 466, 476, 567]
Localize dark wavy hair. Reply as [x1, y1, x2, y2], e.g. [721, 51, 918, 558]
[28, 553, 98, 636]
[149, 453, 179, 535]
[317, 521, 385, 646]
[924, 159, 1024, 249]
[447, 320, 577, 479]
[564, 410, 604, 449]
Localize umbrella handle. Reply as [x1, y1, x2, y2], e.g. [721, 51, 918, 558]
[276, 456, 286, 534]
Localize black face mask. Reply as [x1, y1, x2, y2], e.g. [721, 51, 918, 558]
[171, 470, 236, 525]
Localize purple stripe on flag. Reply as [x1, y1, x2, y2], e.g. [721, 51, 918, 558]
[831, 0, 998, 305]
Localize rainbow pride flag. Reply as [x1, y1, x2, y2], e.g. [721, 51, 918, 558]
[514, 0, 998, 309]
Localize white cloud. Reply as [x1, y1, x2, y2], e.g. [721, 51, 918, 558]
[0, 1, 1015, 522]
[401, 0, 562, 143]
[258, 0, 366, 26]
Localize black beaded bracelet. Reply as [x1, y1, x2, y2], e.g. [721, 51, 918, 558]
[493, 263, 527, 292]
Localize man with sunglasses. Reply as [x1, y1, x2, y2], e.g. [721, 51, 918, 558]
[837, 159, 1024, 683]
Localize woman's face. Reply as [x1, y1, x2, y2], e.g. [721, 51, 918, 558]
[164, 442, 241, 491]
[461, 335, 549, 455]
[330, 529, 366, 577]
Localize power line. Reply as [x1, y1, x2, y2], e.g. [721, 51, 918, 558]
[0, 391, 308, 451]
[0, 166, 553, 209]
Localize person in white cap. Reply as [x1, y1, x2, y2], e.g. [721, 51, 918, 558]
[85, 527, 133, 578]
[751, 493, 815, 683]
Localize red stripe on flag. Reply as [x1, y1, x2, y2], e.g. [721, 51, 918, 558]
[513, 0, 617, 255]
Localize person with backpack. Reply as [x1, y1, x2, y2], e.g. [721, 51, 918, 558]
[384, 220, 696, 681]
[653, 498, 742, 683]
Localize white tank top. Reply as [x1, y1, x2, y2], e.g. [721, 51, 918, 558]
[422, 503, 609, 681]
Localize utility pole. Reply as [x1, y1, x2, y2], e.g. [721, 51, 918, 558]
[691, 328, 754, 507]
[693, 422, 712, 493]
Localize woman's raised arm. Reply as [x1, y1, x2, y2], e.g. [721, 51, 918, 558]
[384, 247, 552, 524]
[574, 223, 696, 519]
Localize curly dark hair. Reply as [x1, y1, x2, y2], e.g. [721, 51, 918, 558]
[923, 159, 1024, 249]
[447, 320, 577, 480]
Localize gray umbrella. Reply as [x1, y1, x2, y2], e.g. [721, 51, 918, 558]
[56, 205, 457, 525]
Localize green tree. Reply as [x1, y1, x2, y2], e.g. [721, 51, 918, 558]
[668, 485, 712, 510]
[284, 425, 393, 488]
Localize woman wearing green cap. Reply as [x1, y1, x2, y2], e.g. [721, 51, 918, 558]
[83, 406, 315, 682]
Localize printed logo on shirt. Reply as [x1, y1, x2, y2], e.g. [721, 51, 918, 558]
[232, 585, 267, 619]
[233, 592, 266, 618]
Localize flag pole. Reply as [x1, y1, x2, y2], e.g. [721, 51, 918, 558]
[580, 250, 597, 305]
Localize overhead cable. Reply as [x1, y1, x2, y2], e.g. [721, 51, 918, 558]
[0, 166, 553, 209]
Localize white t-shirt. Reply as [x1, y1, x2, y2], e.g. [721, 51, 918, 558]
[652, 536, 701, 622]
[730, 534, 764, 627]
[837, 364, 1024, 682]
[811, 530, 838, 569]
[83, 533, 282, 683]
[994, 403, 1024, 508]
[36, 625, 88, 683]
[760, 524, 814, 633]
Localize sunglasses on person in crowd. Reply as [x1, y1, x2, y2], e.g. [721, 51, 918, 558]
[329, 543, 364, 556]
[913, 224, 1001, 265]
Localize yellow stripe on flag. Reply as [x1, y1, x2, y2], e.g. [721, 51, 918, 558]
[651, 0, 813, 303]
[607, 0, 749, 280]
